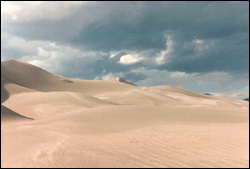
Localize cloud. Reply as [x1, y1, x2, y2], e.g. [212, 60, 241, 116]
[156, 34, 174, 65]
[119, 54, 143, 65]
[1, 1, 94, 22]
[7, 36, 39, 55]
[160, 32, 249, 73]
[2, 2, 248, 73]
[98, 72, 117, 80]
[1, 35, 104, 78]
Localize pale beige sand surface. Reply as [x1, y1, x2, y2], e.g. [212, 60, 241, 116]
[1, 60, 249, 168]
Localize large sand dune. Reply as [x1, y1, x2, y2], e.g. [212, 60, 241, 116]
[1, 60, 249, 168]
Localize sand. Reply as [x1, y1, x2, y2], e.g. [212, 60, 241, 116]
[1, 60, 249, 168]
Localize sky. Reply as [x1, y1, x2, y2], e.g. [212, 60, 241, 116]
[1, 1, 249, 99]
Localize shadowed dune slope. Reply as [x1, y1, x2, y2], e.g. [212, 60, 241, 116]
[1, 60, 75, 92]
[1, 77, 9, 103]
[1, 105, 33, 121]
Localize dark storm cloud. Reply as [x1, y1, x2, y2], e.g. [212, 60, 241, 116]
[159, 32, 249, 73]
[2, 1, 249, 74]
[6, 2, 249, 44]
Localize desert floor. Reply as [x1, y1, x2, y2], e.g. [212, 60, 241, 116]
[1, 60, 249, 168]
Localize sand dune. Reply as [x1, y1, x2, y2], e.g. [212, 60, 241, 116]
[3, 91, 115, 119]
[1, 105, 33, 122]
[1, 60, 249, 168]
[1, 60, 77, 92]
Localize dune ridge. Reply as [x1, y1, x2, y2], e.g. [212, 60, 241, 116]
[1, 60, 249, 168]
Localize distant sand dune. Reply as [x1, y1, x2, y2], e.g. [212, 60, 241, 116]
[1, 60, 249, 168]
